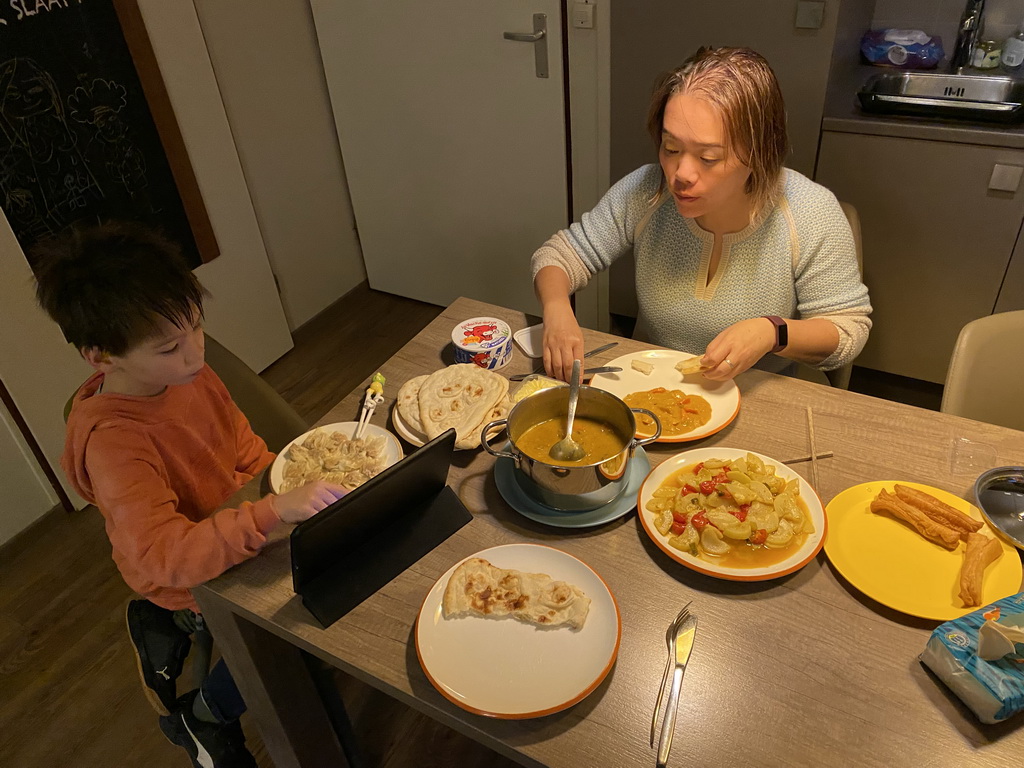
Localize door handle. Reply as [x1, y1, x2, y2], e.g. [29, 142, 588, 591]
[503, 30, 544, 43]
[502, 13, 549, 78]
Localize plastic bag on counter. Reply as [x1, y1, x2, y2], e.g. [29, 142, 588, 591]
[920, 592, 1024, 724]
[861, 29, 944, 69]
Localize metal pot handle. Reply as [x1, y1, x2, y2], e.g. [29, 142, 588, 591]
[480, 418, 516, 460]
[631, 407, 662, 448]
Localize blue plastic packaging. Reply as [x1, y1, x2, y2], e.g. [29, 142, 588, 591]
[920, 592, 1024, 723]
[861, 29, 944, 70]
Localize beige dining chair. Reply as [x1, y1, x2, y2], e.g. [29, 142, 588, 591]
[202, 335, 308, 453]
[940, 310, 1024, 431]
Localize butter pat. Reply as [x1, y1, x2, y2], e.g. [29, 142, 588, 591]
[920, 593, 1024, 723]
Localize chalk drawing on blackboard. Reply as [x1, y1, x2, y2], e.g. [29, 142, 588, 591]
[69, 77, 151, 204]
[0, 57, 103, 242]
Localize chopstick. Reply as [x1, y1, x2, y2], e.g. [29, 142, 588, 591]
[806, 406, 820, 489]
[781, 451, 833, 466]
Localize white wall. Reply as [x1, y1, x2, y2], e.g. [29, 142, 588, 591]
[140, 0, 292, 371]
[191, 0, 366, 331]
[0, 400, 58, 547]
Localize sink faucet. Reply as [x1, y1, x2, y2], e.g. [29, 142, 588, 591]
[950, 0, 985, 73]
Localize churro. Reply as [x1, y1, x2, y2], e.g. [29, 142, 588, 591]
[959, 533, 1002, 607]
[893, 484, 983, 539]
[869, 489, 960, 550]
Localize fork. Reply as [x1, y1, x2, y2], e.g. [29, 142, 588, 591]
[649, 602, 691, 746]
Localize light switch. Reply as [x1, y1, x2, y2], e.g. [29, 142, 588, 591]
[795, 0, 825, 30]
[989, 163, 1024, 193]
[572, 1, 594, 29]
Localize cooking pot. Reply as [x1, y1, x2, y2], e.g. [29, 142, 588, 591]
[481, 385, 661, 511]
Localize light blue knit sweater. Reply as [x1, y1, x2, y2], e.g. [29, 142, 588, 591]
[531, 165, 872, 372]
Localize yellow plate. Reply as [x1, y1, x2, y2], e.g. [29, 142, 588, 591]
[824, 481, 1023, 621]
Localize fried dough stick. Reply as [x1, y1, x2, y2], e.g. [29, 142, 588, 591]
[893, 484, 983, 539]
[870, 490, 960, 550]
[959, 533, 1002, 607]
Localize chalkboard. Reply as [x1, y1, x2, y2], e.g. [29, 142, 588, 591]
[0, 0, 217, 268]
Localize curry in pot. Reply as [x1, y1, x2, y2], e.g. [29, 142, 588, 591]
[516, 417, 624, 467]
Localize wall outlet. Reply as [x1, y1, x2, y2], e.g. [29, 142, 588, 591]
[795, 0, 825, 30]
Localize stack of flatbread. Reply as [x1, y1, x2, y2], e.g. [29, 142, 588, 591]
[396, 364, 511, 450]
[443, 557, 590, 629]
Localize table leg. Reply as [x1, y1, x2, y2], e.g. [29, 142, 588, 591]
[196, 594, 349, 768]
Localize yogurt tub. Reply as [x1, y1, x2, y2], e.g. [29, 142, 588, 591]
[451, 317, 513, 370]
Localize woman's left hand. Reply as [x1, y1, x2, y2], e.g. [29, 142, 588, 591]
[700, 318, 775, 381]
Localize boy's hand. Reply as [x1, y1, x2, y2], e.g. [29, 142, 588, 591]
[271, 481, 348, 524]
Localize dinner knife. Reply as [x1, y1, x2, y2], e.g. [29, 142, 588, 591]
[656, 613, 697, 767]
[583, 341, 618, 358]
[507, 366, 621, 382]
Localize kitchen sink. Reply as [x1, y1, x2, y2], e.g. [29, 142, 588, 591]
[858, 71, 1024, 123]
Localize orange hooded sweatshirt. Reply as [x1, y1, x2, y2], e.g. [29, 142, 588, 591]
[62, 365, 279, 612]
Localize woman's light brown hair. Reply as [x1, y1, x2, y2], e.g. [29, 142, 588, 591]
[647, 47, 789, 217]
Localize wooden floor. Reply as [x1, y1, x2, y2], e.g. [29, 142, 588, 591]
[0, 284, 522, 768]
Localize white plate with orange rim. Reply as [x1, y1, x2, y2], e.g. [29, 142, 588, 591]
[589, 349, 740, 443]
[637, 447, 827, 581]
[415, 543, 621, 718]
[268, 422, 403, 494]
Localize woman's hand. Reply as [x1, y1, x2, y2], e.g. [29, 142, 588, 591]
[271, 480, 348, 524]
[542, 303, 585, 382]
[700, 318, 775, 381]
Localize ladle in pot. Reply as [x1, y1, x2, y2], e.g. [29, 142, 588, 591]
[549, 359, 585, 462]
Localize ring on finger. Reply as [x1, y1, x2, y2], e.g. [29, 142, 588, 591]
[724, 358, 735, 368]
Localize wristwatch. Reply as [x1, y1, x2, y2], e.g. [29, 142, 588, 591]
[762, 315, 788, 354]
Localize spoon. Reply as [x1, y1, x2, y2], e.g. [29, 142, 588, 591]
[549, 359, 585, 462]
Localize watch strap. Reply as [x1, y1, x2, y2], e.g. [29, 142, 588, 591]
[762, 315, 788, 353]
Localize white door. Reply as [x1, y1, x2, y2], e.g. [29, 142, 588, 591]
[311, 0, 570, 314]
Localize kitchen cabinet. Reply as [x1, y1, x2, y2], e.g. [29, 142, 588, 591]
[995, 229, 1024, 313]
[815, 130, 1024, 383]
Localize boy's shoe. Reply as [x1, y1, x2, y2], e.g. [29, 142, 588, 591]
[159, 690, 257, 768]
[126, 599, 192, 715]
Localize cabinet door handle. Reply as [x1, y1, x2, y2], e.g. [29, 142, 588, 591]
[989, 164, 1023, 193]
[503, 13, 549, 78]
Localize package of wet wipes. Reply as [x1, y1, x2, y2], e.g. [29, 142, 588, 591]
[920, 592, 1024, 723]
[861, 29, 944, 69]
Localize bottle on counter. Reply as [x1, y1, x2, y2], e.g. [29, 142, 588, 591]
[974, 39, 1002, 69]
[1002, 20, 1024, 72]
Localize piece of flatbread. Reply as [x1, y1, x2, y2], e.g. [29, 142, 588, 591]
[418, 364, 508, 448]
[442, 557, 590, 629]
[675, 357, 708, 376]
[397, 374, 428, 433]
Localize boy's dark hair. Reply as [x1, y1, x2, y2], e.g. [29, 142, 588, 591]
[33, 221, 208, 356]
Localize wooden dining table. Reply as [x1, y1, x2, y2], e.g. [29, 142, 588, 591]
[195, 297, 1024, 768]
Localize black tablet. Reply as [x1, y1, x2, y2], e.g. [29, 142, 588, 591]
[289, 428, 471, 628]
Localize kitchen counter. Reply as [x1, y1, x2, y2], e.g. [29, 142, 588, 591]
[823, 64, 1024, 148]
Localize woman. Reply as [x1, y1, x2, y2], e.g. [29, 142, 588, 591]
[532, 47, 871, 382]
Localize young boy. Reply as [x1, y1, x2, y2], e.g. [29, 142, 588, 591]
[33, 222, 345, 768]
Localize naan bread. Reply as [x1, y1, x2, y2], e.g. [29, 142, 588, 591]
[397, 374, 428, 433]
[442, 557, 590, 629]
[675, 357, 708, 375]
[418, 364, 508, 448]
